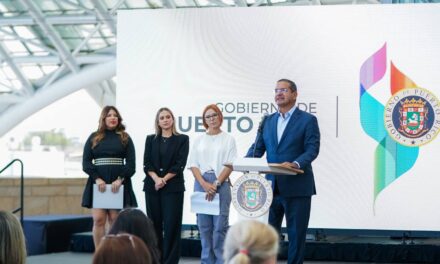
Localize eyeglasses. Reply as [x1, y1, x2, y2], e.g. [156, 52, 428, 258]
[102, 234, 136, 248]
[274, 88, 290, 94]
[204, 113, 219, 120]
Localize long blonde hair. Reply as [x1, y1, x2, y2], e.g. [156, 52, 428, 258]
[223, 220, 279, 264]
[92, 106, 129, 148]
[154, 107, 180, 137]
[0, 211, 27, 264]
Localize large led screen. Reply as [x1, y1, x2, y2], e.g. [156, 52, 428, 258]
[117, 5, 440, 231]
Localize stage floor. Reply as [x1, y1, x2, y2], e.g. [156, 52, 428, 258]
[27, 251, 393, 264]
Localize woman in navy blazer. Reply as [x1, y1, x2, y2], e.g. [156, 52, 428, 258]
[143, 107, 189, 264]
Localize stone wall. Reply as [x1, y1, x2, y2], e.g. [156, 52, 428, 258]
[0, 177, 89, 215]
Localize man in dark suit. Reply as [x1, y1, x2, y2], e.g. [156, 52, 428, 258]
[246, 79, 320, 264]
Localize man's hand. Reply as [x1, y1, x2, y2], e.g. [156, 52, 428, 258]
[280, 161, 299, 169]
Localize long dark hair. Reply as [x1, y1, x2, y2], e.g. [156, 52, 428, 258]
[109, 209, 160, 263]
[92, 106, 129, 148]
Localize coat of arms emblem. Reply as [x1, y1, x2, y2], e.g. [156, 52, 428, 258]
[232, 173, 272, 218]
[398, 98, 428, 138]
[384, 88, 440, 146]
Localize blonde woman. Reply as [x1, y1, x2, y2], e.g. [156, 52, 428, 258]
[224, 220, 279, 264]
[0, 211, 27, 264]
[143, 107, 189, 264]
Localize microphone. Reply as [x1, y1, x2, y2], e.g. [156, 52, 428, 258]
[257, 114, 268, 133]
[253, 114, 268, 157]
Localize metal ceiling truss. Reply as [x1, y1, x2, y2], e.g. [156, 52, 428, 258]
[0, 0, 429, 137]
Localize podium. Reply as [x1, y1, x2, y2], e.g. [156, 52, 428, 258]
[225, 158, 303, 223]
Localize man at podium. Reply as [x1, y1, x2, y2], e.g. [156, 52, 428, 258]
[246, 79, 320, 264]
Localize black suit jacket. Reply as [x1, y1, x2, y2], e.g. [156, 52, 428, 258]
[143, 134, 189, 193]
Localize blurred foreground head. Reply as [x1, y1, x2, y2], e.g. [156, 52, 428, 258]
[224, 220, 279, 264]
[92, 233, 152, 264]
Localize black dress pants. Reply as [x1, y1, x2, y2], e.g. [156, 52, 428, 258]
[146, 191, 184, 264]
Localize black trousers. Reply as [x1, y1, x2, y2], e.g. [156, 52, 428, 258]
[145, 191, 184, 264]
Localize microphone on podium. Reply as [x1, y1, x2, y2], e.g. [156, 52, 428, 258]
[257, 113, 269, 133]
[253, 113, 269, 157]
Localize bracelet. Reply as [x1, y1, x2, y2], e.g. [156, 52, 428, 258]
[117, 176, 124, 182]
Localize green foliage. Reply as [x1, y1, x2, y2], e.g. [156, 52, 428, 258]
[22, 130, 70, 150]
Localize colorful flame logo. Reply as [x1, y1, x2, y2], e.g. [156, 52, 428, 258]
[359, 43, 440, 211]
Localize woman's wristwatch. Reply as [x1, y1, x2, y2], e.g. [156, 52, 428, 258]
[213, 179, 221, 187]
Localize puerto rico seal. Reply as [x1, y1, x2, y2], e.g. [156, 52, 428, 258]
[384, 87, 440, 147]
[232, 173, 272, 218]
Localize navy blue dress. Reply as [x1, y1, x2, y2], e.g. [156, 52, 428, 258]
[81, 130, 138, 208]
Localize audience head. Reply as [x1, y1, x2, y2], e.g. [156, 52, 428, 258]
[0, 211, 27, 264]
[109, 208, 160, 263]
[224, 220, 279, 264]
[92, 233, 152, 264]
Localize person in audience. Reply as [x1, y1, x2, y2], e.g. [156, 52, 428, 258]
[92, 233, 152, 264]
[143, 107, 189, 264]
[223, 220, 279, 264]
[189, 104, 237, 264]
[81, 105, 138, 248]
[109, 208, 160, 263]
[0, 211, 27, 264]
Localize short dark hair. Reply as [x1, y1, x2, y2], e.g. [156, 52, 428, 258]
[277, 79, 297, 92]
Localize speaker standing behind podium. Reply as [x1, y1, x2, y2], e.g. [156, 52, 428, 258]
[246, 79, 320, 264]
[81, 106, 138, 249]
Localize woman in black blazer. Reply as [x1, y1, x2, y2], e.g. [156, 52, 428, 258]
[143, 107, 189, 264]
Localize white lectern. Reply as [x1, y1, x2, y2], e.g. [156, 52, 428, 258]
[225, 158, 303, 224]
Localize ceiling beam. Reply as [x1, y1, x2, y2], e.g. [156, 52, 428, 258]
[162, 0, 178, 8]
[234, 0, 248, 6]
[7, 54, 114, 64]
[0, 60, 116, 137]
[0, 15, 99, 26]
[0, 42, 34, 96]
[18, 0, 80, 73]
[0, 94, 26, 103]
[91, 0, 117, 34]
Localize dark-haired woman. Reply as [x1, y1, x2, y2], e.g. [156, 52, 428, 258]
[82, 105, 137, 248]
[144, 107, 189, 264]
[93, 234, 152, 264]
[109, 208, 160, 263]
